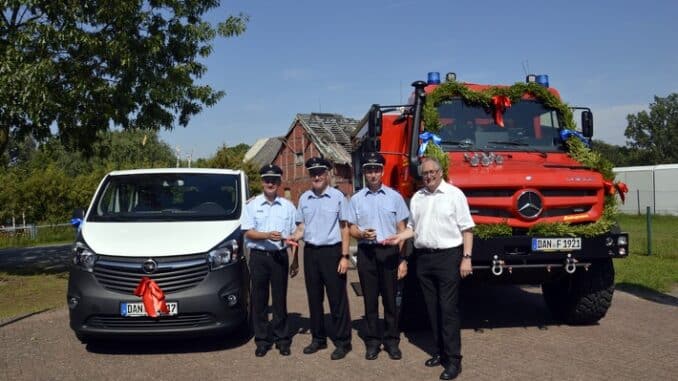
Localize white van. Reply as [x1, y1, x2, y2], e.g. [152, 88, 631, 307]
[67, 168, 250, 342]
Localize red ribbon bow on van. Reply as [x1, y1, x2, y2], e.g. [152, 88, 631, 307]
[491, 95, 511, 128]
[134, 276, 169, 318]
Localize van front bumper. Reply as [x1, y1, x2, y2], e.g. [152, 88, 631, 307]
[67, 259, 249, 339]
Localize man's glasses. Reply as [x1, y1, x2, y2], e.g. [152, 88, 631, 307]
[421, 169, 441, 177]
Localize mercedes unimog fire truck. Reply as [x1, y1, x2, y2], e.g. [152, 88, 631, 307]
[352, 72, 629, 325]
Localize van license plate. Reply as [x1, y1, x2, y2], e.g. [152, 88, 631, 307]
[531, 238, 581, 252]
[121, 302, 178, 317]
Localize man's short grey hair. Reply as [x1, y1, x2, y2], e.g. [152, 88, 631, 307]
[418, 157, 442, 174]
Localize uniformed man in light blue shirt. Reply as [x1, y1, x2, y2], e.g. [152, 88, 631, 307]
[241, 164, 297, 358]
[291, 156, 352, 360]
[347, 152, 409, 361]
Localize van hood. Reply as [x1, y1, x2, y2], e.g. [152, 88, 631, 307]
[81, 221, 241, 257]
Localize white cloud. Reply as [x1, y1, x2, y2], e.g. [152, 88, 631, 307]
[590, 104, 647, 146]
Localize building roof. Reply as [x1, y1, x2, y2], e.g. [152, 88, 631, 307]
[291, 113, 360, 164]
[243, 137, 283, 167]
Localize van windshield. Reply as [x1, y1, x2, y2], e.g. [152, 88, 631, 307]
[87, 173, 241, 222]
[436, 99, 566, 152]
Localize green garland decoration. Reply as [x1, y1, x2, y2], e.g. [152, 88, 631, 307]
[421, 80, 620, 238]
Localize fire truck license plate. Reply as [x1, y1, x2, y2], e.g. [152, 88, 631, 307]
[532, 238, 581, 252]
[120, 302, 178, 317]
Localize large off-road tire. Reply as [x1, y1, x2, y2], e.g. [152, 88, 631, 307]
[542, 258, 615, 325]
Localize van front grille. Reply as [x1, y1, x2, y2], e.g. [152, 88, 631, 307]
[93, 254, 209, 295]
[86, 313, 216, 330]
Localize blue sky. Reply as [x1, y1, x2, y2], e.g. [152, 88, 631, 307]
[160, 0, 678, 159]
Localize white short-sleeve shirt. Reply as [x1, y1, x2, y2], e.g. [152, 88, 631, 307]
[407, 181, 475, 249]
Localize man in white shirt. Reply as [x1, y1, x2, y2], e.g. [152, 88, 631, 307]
[386, 157, 474, 380]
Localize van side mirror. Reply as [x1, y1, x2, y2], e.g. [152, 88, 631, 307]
[368, 105, 382, 137]
[581, 110, 593, 138]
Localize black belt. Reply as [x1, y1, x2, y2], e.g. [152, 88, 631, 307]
[251, 248, 287, 255]
[416, 247, 456, 255]
[358, 243, 394, 249]
[304, 242, 341, 249]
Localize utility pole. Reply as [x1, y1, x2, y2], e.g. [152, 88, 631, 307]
[175, 146, 181, 168]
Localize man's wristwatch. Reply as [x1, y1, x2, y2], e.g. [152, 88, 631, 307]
[462, 253, 472, 259]
[341, 253, 351, 259]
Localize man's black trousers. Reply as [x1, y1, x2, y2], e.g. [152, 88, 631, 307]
[250, 249, 290, 348]
[415, 246, 462, 364]
[356, 244, 400, 348]
[303, 243, 351, 349]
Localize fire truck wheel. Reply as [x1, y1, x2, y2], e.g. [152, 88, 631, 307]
[542, 258, 615, 325]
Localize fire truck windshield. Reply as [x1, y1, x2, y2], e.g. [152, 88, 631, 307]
[436, 99, 564, 152]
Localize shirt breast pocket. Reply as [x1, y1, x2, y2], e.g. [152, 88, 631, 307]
[273, 215, 291, 233]
[321, 206, 339, 219]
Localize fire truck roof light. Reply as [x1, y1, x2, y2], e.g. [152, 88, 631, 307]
[526, 74, 537, 83]
[427, 72, 441, 85]
[536, 74, 549, 88]
[445, 72, 456, 82]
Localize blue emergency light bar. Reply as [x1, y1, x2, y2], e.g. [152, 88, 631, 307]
[427, 72, 441, 84]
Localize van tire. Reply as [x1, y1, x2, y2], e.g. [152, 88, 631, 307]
[542, 258, 615, 325]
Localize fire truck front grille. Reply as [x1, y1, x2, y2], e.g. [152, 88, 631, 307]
[466, 188, 598, 219]
[93, 254, 209, 295]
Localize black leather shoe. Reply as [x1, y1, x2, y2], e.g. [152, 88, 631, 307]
[330, 344, 352, 360]
[439, 363, 461, 380]
[425, 354, 442, 367]
[275, 343, 291, 356]
[365, 346, 380, 360]
[384, 345, 402, 360]
[303, 341, 327, 354]
[255, 346, 270, 357]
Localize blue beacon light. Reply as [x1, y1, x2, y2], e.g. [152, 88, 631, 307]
[536, 74, 549, 88]
[427, 72, 441, 85]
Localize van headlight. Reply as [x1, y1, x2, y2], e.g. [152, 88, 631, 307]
[72, 241, 97, 272]
[208, 239, 240, 271]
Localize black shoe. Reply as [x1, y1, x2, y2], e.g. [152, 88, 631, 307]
[303, 341, 327, 354]
[279, 346, 291, 356]
[365, 346, 380, 360]
[384, 345, 402, 360]
[275, 342, 291, 356]
[255, 346, 270, 357]
[440, 363, 462, 380]
[331, 344, 352, 360]
[425, 354, 442, 367]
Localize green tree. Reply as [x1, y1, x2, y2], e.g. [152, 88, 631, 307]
[591, 140, 648, 167]
[199, 143, 261, 195]
[0, 1, 248, 155]
[624, 94, 678, 164]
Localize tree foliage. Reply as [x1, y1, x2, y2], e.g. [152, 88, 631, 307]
[0, 1, 248, 155]
[624, 93, 678, 164]
[197, 143, 261, 195]
[0, 130, 175, 224]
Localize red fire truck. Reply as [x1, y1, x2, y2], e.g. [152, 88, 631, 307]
[351, 72, 628, 325]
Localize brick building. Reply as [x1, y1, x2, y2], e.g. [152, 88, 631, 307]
[271, 113, 359, 203]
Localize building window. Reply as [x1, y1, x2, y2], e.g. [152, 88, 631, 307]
[295, 152, 304, 166]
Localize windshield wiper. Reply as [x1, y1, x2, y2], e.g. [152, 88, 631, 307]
[440, 140, 474, 147]
[487, 140, 529, 146]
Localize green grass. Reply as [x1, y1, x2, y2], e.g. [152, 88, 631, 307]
[0, 272, 68, 320]
[0, 225, 74, 249]
[615, 214, 678, 293]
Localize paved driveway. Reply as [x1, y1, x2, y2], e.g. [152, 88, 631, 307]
[0, 247, 676, 381]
